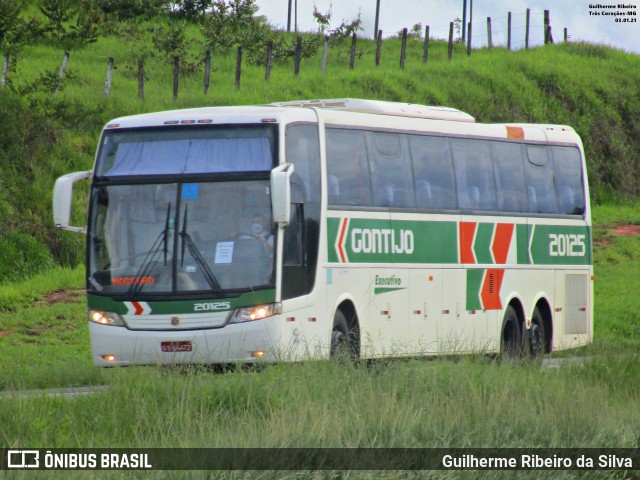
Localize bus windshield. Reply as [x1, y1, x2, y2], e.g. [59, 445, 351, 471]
[89, 180, 275, 296]
[88, 125, 278, 297]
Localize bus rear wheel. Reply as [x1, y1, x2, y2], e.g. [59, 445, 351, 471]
[500, 305, 522, 360]
[330, 310, 358, 362]
[527, 307, 546, 360]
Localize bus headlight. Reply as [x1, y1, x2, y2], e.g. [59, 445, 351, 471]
[89, 310, 126, 326]
[229, 303, 281, 324]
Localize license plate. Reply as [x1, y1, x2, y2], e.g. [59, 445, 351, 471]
[161, 341, 192, 353]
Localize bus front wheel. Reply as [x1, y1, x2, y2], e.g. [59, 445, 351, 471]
[330, 310, 357, 362]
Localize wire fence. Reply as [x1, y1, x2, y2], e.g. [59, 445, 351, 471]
[1, 8, 570, 97]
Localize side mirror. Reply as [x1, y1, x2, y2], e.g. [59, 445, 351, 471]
[271, 163, 294, 227]
[53, 170, 92, 234]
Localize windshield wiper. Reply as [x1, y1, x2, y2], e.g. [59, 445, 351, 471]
[179, 203, 222, 293]
[127, 203, 172, 299]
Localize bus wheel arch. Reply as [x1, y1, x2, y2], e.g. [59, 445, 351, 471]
[330, 301, 360, 360]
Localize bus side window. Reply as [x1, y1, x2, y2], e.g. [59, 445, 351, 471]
[452, 138, 497, 211]
[367, 131, 415, 208]
[326, 129, 372, 207]
[492, 142, 528, 213]
[525, 145, 558, 214]
[409, 135, 456, 210]
[551, 146, 585, 215]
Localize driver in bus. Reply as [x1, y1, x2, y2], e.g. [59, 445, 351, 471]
[231, 213, 273, 255]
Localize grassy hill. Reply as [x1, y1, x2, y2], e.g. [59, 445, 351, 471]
[0, 10, 639, 283]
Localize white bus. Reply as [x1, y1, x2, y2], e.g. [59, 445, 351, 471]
[53, 99, 592, 366]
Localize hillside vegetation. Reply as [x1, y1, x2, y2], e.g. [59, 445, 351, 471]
[0, 1, 639, 282]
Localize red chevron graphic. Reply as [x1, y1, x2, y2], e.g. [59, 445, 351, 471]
[459, 222, 477, 264]
[481, 268, 505, 310]
[132, 301, 145, 316]
[337, 218, 349, 263]
[492, 223, 514, 264]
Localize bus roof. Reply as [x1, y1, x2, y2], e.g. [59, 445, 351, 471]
[270, 98, 476, 123]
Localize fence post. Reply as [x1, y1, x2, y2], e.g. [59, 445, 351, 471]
[486, 17, 492, 51]
[2, 52, 9, 91]
[321, 35, 329, 72]
[235, 46, 242, 89]
[55, 51, 70, 95]
[525, 8, 530, 49]
[173, 56, 179, 100]
[58, 51, 70, 80]
[294, 36, 301, 75]
[265, 41, 273, 81]
[374, 0, 381, 38]
[375, 30, 382, 66]
[423, 25, 430, 64]
[447, 22, 453, 60]
[544, 10, 550, 44]
[466, 21, 472, 55]
[137, 58, 144, 100]
[204, 50, 211, 94]
[287, 0, 292, 32]
[507, 12, 511, 50]
[400, 28, 408, 69]
[349, 33, 357, 70]
[104, 57, 114, 97]
[564, 28, 568, 44]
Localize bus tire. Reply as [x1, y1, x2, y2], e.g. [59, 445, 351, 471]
[330, 309, 357, 362]
[527, 307, 546, 360]
[500, 305, 522, 360]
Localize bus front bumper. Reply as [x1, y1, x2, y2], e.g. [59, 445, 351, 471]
[89, 316, 282, 367]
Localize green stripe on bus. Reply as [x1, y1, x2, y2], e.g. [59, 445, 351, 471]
[87, 289, 276, 315]
[328, 217, 458, 264]
[374, 287, 406, 295]
[473, 223, 494, 264]
[466, 269, 484, 311]
[529, 225, 591, 266]
[517, 224, 530, 265]
[328, 217, 591, 266]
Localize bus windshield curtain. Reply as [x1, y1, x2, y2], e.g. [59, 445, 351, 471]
[105, 137, 272, 176]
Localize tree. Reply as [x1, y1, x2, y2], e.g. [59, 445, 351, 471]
[38, 0, 77, 39]
[0, 0, 20, 48]
[201, 0, 259, 53]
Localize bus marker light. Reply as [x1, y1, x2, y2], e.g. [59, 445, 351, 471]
[106, 123, 119, 128]
[413, 310, 422, 315]
[164, 120, 179, 125]
[198, 119, 213, 124]
[251, 351, 266, 358]
[428, 276, 433, 281]
[591, 275, 595, 281]
[181, 120, 196, 124]
[261, 118, 277, 123]
[555, 307, 563, 312]
[506, 126, 525, 140]
[101, 354, 116, 362]
[309, 317, 317, 322]
[287, 317, 296, 322]
[442, 310, 450, 315]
